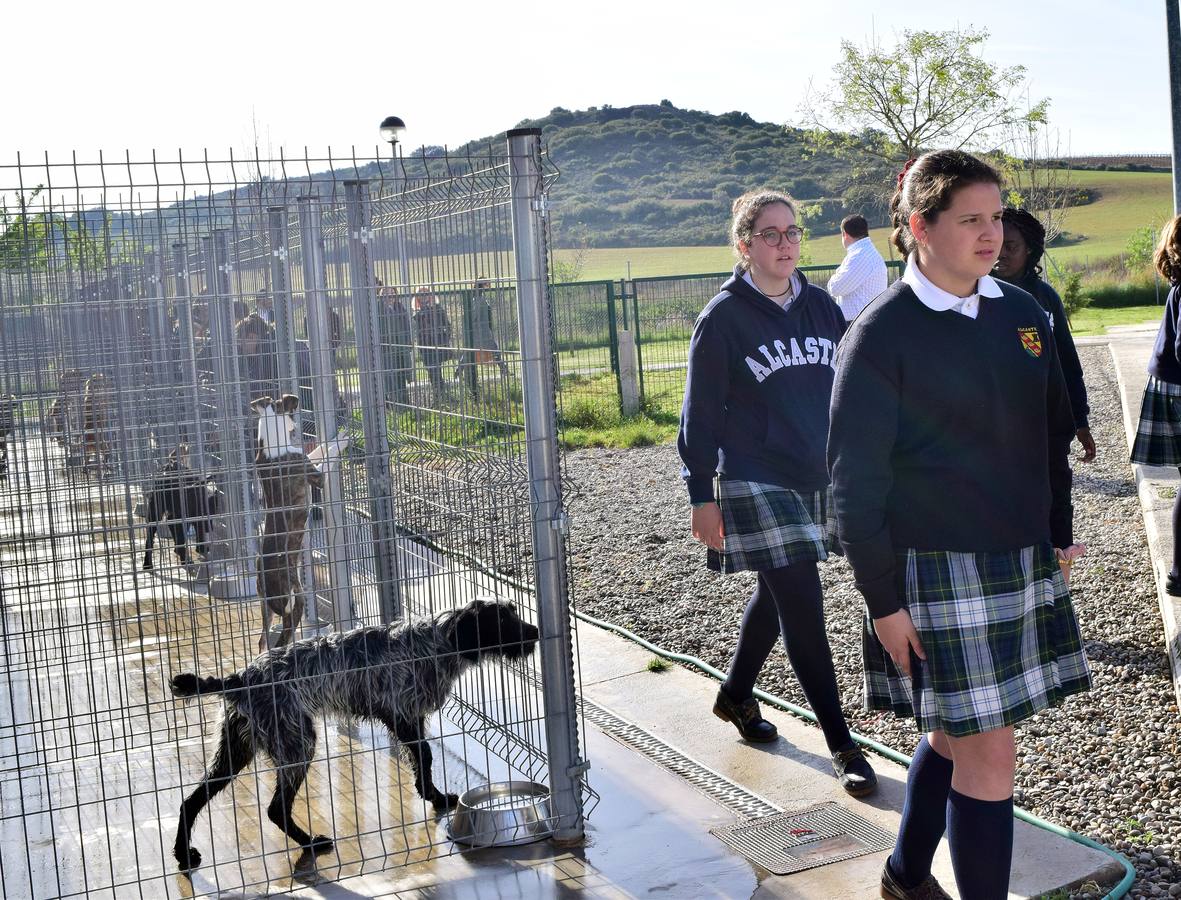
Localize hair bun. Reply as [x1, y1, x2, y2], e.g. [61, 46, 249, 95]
[896, 158, 917, 190]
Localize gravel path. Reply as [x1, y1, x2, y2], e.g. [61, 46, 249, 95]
[565, 344, 1181, 898]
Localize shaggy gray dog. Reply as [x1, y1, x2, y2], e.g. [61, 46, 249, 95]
[169, 598, 539, 870]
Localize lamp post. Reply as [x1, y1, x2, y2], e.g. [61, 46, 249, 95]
[379, 116, 412, 292]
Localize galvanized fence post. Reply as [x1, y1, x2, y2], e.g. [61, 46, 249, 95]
[296, 194, 356, 633]
[604, 281, 624, 412]
[171, 242, 205, 472]
[146, 250, 180, 460]
[629, 282, 645, 403]
[344, 180, 401, 625]
[506, 127, 586, 844]
[110, 264, 148, 483]
[267, 207, 300, 401]
[267, 205, 318, 622]
[204, 229, 256, 599]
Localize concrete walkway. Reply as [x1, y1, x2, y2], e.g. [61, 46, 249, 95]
[297, 616, 1126, 898]
[286, 331, 1181, 898]
[1102, 324, 1181, 709]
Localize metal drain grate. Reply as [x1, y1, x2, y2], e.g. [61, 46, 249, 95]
[711, 801, 894, 875]
[577, 695, 781, 820]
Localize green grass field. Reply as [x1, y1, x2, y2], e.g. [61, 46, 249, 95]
[556, 170, 1175, 281]
[1069, 304, 1163, 335]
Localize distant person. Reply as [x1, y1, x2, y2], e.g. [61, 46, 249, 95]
[455, 277, 511, 382]
[678, 188, 877, 799]
[254, 291, 275, 325]
[829, 150, 1090, 900]
[1131, 214, 1181, 595]
[413, 293, 453, 401]
[377, 281, 414, 409]
[995, 207, 1095, 462]
[826, 214, 888, 321]
[234, 313, 279, 405]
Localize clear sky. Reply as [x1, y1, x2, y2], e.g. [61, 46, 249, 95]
[3, 0, 1174, 165]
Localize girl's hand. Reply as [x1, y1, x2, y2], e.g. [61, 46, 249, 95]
[691, 502, 724, 551]
[1055, 543, 1087, 586]
[872, 608, 926, 677]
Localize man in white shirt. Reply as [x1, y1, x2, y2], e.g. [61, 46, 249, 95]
[826, 215, 888, 321]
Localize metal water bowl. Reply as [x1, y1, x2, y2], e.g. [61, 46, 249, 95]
[448, 780, 552, 848]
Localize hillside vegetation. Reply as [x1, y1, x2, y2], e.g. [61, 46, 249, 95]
[552, 168, 1175, 280]
[502, 101, 895, 247]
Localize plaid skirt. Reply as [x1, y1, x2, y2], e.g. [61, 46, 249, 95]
[863, 543, 1091, 737]
[1131, 376, 1181, 466]
[709, 479, 838, 574]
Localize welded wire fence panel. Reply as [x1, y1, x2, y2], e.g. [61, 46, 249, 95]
[551, 280, 618, 424]
[0, 146, 589, 898]
[625, 261, 904, 412]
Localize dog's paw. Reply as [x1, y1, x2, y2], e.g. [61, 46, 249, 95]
[175, 845, 202, 870]
[431, 792, 460, 812]
[309, 834, 335, 855]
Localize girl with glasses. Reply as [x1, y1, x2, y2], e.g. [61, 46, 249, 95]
[829, 150, 1090, 900]
[678, 189, 877, 798]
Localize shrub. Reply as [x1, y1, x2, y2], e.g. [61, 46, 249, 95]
[1077, 265, 1163, 308]
[1125, 226, 1158, 273]
[1057, 271, 1088, 322]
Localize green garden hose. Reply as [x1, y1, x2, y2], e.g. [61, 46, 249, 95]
[574, 609, 1135, 899]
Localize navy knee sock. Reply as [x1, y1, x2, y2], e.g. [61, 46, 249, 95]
[887, 737, 954, 887]
[946, 788, 1014, 900]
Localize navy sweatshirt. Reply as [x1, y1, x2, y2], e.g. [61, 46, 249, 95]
[1006, 272, 1090, 430]
[828, 280, 1076, 619]
[1148, 285, 1181, 384]
[679, 267, 847, 503]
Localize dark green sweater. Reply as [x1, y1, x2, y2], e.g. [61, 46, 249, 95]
[828, 280, 1075, 618]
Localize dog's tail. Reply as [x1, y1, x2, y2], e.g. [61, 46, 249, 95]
[170, 672, 243, 697]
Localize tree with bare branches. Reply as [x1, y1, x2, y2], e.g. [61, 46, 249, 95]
[992, 103, 1077, 248]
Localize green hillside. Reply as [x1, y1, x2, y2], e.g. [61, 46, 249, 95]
[504, 101, 894, 247]
[554, 169, 1174, 281]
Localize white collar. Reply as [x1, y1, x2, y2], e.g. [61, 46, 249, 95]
[743, 270, 801, 308]
[847, 237, 873, 251]
[902, 254, 1004, 314]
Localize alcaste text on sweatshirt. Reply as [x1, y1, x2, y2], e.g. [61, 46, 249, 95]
[678, 267, 847, 503]
[828, 279, 1076, 619]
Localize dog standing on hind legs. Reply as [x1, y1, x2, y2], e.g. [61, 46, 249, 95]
[252, 394, 324, 652]
[169, 597, 540, 870]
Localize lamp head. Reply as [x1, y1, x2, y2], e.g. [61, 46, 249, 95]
[379, 116, 406, 146]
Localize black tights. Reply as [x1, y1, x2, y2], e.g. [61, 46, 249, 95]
[1172, 484, 1181, 578]
[721, 561, 853, 753]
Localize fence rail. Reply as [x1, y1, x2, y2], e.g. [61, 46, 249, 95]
[552, 261, 905, 419]
[0, 140, 590, 898]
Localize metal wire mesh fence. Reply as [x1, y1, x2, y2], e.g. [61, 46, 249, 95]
[553, 262, 905, 419]
[0, 133, 590, 898]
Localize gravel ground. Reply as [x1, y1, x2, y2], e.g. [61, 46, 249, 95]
[565, 345, 1181, 898]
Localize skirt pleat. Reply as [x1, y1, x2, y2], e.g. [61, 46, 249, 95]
[862, 544, 1091, 736]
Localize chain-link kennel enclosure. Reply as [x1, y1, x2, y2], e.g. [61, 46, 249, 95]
[0, 130, 592, 898]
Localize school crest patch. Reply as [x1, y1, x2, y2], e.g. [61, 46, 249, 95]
[1018, 327, 1042, 358]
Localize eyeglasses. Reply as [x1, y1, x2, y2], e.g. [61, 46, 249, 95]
[751, 227, 804, 247]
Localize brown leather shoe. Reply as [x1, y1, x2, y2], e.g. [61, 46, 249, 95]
[832, 745, 878, 797]
[712, 688, 778, 742]
[880, 859, 952, 899]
